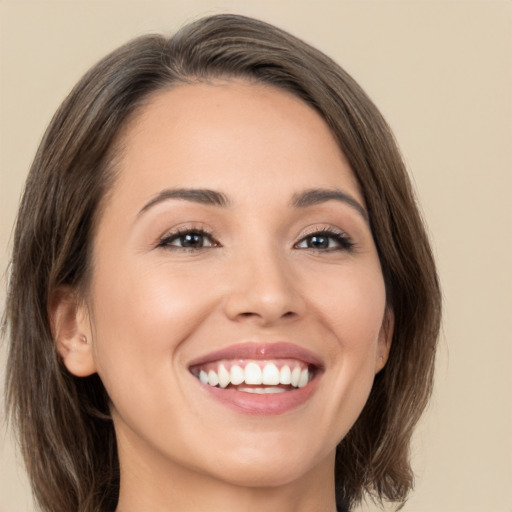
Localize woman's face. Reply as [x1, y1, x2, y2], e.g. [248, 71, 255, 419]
[75, 80, 391, 488]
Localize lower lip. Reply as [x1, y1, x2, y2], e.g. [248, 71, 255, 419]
[197, 377, 320, 416]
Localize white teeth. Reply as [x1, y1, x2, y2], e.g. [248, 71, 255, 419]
[230, 364, 245, 385]
[244, 362, 262, 384]
[280, 365, 292, 385]
[262, 363, 280, 385]
[208, 369, 219, 387]
[290, 366, 301, 387]
[195, 361, 312, 389]
[298, 368, 309, 388]
[218, 364, 230, 388]
[238, 387, 287, 394]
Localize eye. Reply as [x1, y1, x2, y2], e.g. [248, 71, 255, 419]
[158, 228, 219, 250]
[295, 229, 354, 251]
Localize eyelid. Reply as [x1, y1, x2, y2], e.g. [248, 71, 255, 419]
[153, 223, 355, 252]
[156, 223, 220, 249]
[294, 225, 355, 251]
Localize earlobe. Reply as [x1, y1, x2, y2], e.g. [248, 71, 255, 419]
[48, 286, 97, 377]
[375, 309, 394, 374]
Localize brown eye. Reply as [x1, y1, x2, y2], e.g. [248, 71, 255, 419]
[178, 232, 208, 248]
[296, 229, 354, 251]
[305, 235, 330, 249]
[159, 229, 217, 250]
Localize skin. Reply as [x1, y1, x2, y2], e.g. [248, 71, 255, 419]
[53, 80, 392, 512]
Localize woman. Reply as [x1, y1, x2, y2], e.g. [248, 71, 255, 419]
[3, 14, 441, 512]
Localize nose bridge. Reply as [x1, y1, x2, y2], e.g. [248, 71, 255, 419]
[222, 238, 303, 324]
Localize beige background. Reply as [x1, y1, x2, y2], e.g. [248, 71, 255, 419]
[1, 1, 511, 511]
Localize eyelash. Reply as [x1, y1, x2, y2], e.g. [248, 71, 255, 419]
[294, 227, 355, 252]
[157, 227, 355, 252]
[157, 227, 219, 251]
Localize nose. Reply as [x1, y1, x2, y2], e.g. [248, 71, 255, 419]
[222, 247, 305, 326]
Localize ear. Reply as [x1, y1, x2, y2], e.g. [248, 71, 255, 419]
[375, 308, 394, 374]
[48, 286, 97, 377]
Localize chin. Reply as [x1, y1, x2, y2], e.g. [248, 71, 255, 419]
[209, 460, 317, 489]
[196, 436, 334, 489]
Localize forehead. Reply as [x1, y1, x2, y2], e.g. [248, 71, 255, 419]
[110, 79, 363, 208]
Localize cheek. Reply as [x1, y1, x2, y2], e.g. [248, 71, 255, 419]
[309, 264, 387, 422]
[88, 257, 217, 385]
[310, 261, 387, 350]
[334, 274, 386, 380]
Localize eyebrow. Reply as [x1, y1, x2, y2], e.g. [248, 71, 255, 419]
[291, 188, 368, 221]
[137, 186, 368, 222]
[138, 188, 230, 216]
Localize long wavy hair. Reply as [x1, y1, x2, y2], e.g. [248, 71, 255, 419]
[3, 14, 441, 512]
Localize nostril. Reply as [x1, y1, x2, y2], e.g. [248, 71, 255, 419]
[222, 275, 306, 324]
[238, 310, 296, 321]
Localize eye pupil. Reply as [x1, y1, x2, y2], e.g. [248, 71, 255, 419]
[182, 233, 204, 247]
[308, 235, 329, 249]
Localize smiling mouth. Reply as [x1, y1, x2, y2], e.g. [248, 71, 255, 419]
[190, 359, 314, 393]
[187, 342, 323, 413]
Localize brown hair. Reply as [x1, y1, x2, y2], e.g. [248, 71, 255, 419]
[3, 14, 441, 512]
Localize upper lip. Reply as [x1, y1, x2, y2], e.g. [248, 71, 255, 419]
[188, 342, 324, 370]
